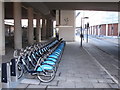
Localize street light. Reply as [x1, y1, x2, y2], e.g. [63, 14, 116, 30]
[80, 17, 89, 47]
[86, 22, 89, 43]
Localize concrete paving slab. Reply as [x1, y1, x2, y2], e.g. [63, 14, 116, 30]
[54, 76, 67, 81]
[85, 89, 106, 90]
[74, 73, 89, 78]
[103, 74, 112, 79]
[47, 86, 85, 90]
[58, 80, 76, 88]
[105, 79, 116, 83]
[92, 83, 111, 88]
[47, 85, 63, 88]
[88, 74, 104, 79]
[40, 80, 59, 86]
[24, 73, 36, 79]
[88, 78, 99, 83]
[61, 72, 75, 77]
[27, 84, 47, 89]
[55, 71, 61, 77]
[97, 79, 107, 83]
[15, 83, 29, 88]
[47, 86, 76, 89]
[108, 83, 119, 88]
[75, 82, 94, 88]
[81, 77, 91, 82]
[66, 77, 82, 82]
[20, 78, 40, 85]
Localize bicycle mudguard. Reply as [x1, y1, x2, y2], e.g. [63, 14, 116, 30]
[37, 65, 53, 71]
[46, 58, 57, 62]
[41, 65, 54, 70]
[48, 55, 58, 59]
[54, 51, 61, 54]
[54, 50, 61, 53]
[52, 53, 60, 56]
[55, 48, 62, 51]
[43, 61, 55, 65]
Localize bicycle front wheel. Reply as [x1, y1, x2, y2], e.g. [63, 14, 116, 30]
[37, 69, 55, 83]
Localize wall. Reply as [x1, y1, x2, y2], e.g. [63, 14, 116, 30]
[101, 24, 106, 36]
[95, 25, 98, 35]
[114, 24, 118, 36]
[108, 23, 118, 36]
[89, 23, 118, 36]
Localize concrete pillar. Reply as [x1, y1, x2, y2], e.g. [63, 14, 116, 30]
[94, 27, 96, 36]
[90, 27, 92, 35]
[0, 2, 5, 87]
[98, 26, 100, 36]
[56, 10, 59, 26]
[106, 24, 108, 36]
[36, 14, 41, 42]
[50, 20, 53, 37]
[28, 7, 34, 45]
[118, 12, 120, 36]
[0, 2, 5, 55]
[14, 2, 22, 49]
[46, 19, 51, 39]
[56, 10, 75, 41]
[92, 27, 93, 35]
[91, 27, 93, 35]
[48, 20, 53, 38]
[41, 18, 46, 40]
[46, 19, 48, 39]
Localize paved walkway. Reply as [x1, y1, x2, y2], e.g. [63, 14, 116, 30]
[13, 42, 119, 89]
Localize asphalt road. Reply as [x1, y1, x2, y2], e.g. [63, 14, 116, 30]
[86, 36, 119, 60]
[82, 35, 120, 84]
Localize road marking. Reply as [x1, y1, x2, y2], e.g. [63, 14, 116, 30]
[83, 47, 119, 86]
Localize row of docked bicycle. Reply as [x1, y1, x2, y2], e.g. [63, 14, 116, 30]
[15, 38, 66, 83]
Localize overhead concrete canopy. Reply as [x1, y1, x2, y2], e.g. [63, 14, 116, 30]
[4, 2, 55, 19]
[4, 2, 119, 19]
[43, 2, 118, 11]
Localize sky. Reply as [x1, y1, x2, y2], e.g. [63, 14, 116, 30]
[4, 19, 37, 27]
[75, 10, 118, 27]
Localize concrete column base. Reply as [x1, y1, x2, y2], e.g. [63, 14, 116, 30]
[2, 82, 10, 88]
[11, 76, 18, 82]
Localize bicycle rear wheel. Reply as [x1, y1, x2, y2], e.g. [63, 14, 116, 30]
[17, 63, 24, 79]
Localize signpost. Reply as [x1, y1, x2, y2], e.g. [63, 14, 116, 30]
[80, 17, 89, 47]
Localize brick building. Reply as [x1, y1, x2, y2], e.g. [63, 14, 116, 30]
[89, 23, 118, 36]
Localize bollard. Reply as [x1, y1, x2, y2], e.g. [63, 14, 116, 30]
[1, 63, 11, 88]
[10, 59, 18, 82]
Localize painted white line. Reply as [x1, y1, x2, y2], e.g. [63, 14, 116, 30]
[83, 47, 120, 86]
